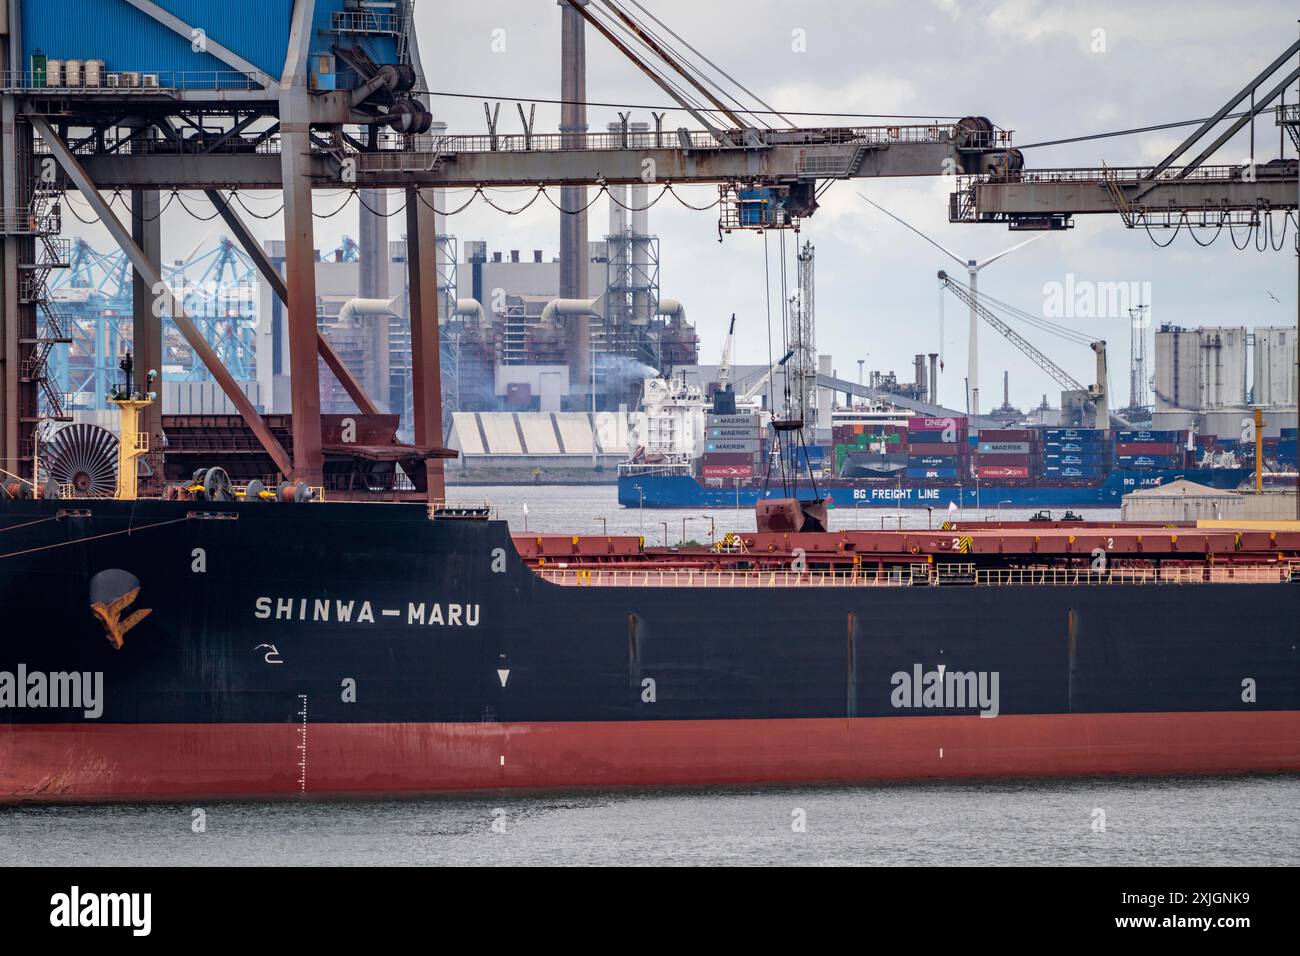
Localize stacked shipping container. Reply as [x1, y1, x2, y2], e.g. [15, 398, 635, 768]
[906, 416, 967, 480]
[1113, 429, 1187, 471]
[833, 423, 908, 476]
[1280, 427, 1298, 469]
[971, 428, 1036, 479]
[1040, 427, 1108, 482]
[701, 412, 764, 479]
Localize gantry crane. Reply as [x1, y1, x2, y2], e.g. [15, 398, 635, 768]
[2, 0, 1020, 498]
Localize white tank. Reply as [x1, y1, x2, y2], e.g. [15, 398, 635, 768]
[45, 60, 63, 87]
[64, 60, 83, 87]
[84, 60, 104, 87]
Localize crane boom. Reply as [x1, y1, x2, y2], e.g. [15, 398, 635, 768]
[738, 349, 795, 402]
[937, 271, 1086, 392]
[718, 313, 736, 388]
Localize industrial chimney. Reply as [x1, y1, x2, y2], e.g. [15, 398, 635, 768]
[560, 0, 590, 386]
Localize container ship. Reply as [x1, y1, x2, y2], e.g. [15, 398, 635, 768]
[619, 404, 1277, 510]
[1, 416, 1298, 800]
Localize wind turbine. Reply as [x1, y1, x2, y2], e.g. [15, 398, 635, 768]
[859, 193, 1047, 415]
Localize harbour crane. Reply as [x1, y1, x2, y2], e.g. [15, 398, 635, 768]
[717, 314, 736, 391]
[861, 194, 1046, 416]
[4, 0, 1018, 496]
[948, 35, 1298, 509]
[936, 271, 1128, 429]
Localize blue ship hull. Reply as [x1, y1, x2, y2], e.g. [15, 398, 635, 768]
[618, 469, 1252, 509]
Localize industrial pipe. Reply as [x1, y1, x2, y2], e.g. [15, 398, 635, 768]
[655, 298, 687, 326]
[451, 298, 485, 323]
[338, 295, 402, 326]
[540, 296, 602, 328]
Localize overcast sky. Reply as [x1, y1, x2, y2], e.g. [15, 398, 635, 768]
[67, 0, 1300, 412]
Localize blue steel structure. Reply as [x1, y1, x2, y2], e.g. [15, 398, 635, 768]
[3, 0, 429, 489]
[18, 1, 399, 91]
[47, 237, 258, 409]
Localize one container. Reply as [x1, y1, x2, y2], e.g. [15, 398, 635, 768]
[84, 59, 104, 87]
[908, 416, 967, 432]
[64, 60, 83, 87]
[45, 60, 64, 87]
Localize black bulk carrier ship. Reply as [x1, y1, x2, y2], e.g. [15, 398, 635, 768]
[1, 465, 1298, 800]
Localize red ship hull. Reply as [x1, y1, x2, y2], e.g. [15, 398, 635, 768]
[4, 711, 1298, 802]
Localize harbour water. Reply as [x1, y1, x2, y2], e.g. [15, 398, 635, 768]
[4, 776, 1295, 866]
[3, 486, 1292, 866]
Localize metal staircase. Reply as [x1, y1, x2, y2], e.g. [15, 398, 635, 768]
[10, 178, 72, 427]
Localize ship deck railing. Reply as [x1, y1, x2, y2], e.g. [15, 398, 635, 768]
[533, 564, 1295, 588]
[970, 566, 1292, 586]
[534, 568, 916, 588]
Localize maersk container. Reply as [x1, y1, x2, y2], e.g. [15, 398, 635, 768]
[977, 441, 1032, 455]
